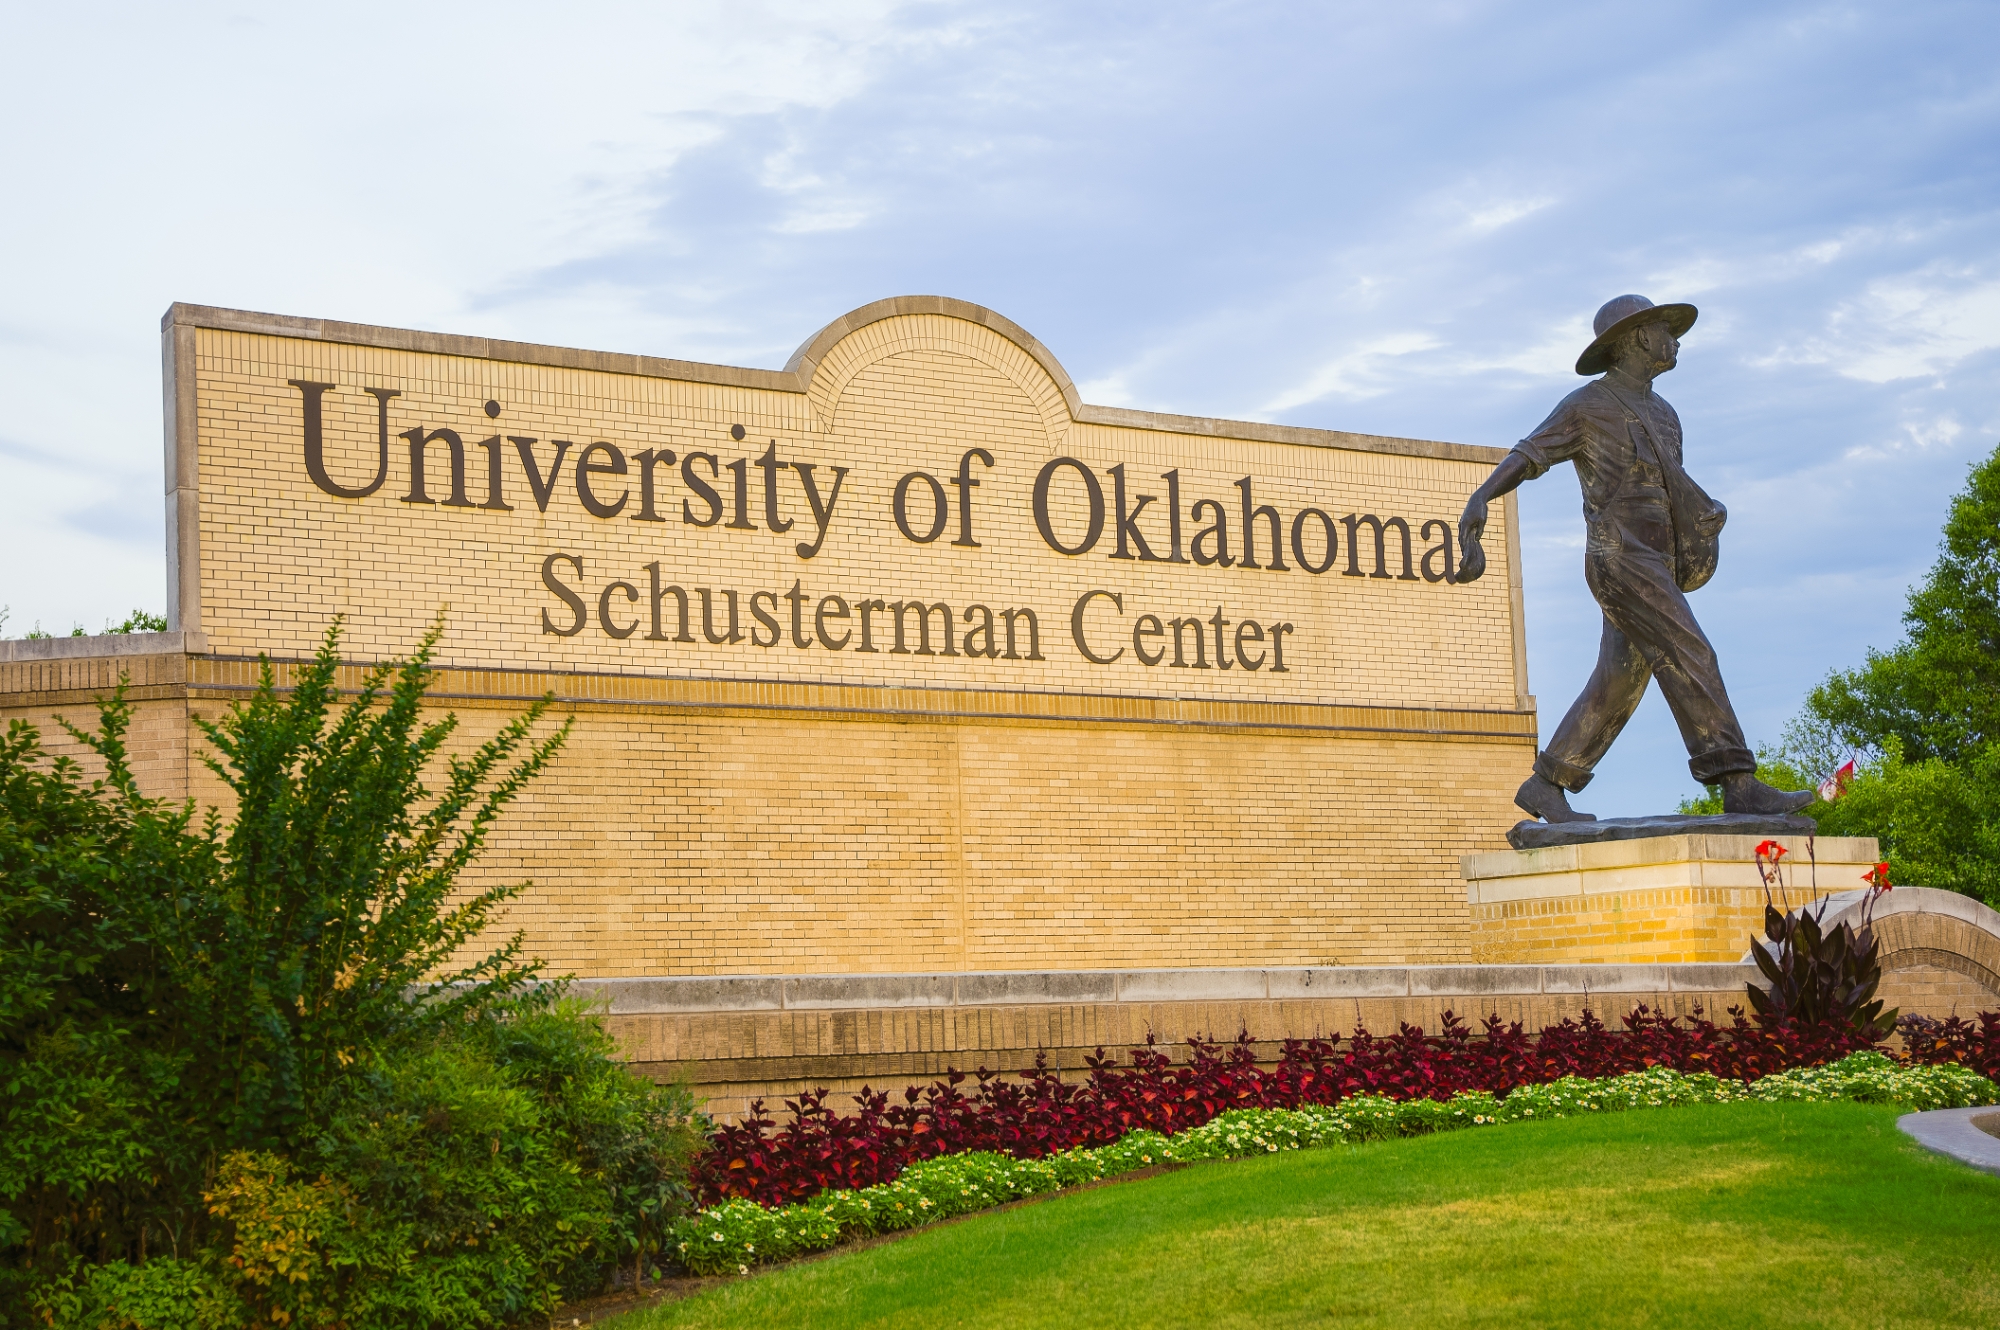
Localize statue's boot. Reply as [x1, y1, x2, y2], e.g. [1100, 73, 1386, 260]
[1515, 773, 1596, 823]
[1721, 772, 1815, 815]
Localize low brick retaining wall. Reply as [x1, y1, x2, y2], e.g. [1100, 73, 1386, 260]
[586, 889, 2000, 1121]
[584, 963, 1759, 1121]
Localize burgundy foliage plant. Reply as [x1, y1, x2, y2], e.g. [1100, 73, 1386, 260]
[690, 1002, 1958, 1207]
[1899, 1011, 2000, 1080]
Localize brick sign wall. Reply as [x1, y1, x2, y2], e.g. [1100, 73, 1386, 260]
[168, 301, 1521, 712]
[9, 296, 1541, 976]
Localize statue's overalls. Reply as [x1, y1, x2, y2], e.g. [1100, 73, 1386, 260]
[1512, 367, 1754, 791]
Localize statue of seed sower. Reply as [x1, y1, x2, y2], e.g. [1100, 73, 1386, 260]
[1456, 294, 1814, 823]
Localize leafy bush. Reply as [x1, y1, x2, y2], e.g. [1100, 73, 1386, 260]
[1747, 898, 1896, 1033]
[673, 1052, 1999, 1276]
[1, 621, 704, 1328]
[1, 685, 214, 1299]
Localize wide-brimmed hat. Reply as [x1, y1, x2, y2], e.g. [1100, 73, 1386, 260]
[1575, 294, 1698, 376]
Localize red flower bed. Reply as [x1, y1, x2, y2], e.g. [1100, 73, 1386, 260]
[692, 1003, 1999, 1207]
[1900, 1011, 2000, 1079]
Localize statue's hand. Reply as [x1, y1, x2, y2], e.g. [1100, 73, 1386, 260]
[1457, 498, 1489, 583]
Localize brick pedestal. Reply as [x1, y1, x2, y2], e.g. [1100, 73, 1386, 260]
[1462, 833, 1881, 964]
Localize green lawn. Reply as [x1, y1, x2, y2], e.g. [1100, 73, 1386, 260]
[612, 1102, 2000, 1329]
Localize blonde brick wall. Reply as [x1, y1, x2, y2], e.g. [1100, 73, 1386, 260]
[1, 653, 1531, 974]
[0, 653, 198, 798]
[1468, 887, 1844, 965]
[1881, 963, 2000, 1020]
[470, 703, 1520, 974]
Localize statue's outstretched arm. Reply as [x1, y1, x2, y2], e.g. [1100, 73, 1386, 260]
[1456, 452, 1535, 583]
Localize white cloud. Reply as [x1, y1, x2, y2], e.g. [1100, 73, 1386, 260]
[1841, 413, 1964, 462]
[1260, 332, 1443, 412]
[1460, 315, 1596, 378]
[1646, 227, 1887, 302]
[1827, 272, 2000, 383]
[1759, 267, 2000, 382]
[1465, 196, 1555, 233]
[772, 209, 872, 234]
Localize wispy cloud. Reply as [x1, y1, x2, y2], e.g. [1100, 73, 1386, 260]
[1465, 197, 1556, 233]
[1261, 333, 1444, 412]
[1841, 412, 1966, 462]
[1807, 269, 2000, 383]
[0, 436, 60, 466]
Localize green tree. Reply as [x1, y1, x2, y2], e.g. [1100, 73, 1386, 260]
[1812, 441, 2000, 766]
[106, 611, 167, 635]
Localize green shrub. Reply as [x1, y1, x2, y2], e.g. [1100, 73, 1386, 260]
[1, 689, 214, 1310]
[2, 619, 703, 1328]
[28, 1256, 238, 1330]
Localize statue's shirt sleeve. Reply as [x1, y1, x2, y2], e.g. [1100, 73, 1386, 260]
[1508, 381, 1662, 526]
[1511, 391, 1588, 479]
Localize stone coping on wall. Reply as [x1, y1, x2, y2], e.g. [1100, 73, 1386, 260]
[0, 631, 208, 663]
[573, 963, 1763, 1016]
[1461, 832, 1881, 905]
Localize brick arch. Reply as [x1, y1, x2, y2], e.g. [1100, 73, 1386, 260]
[784, 296, 1081, 441]
[1821, 887, 2000, 1018]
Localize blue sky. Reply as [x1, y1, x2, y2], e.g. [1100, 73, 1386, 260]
[3, 1, 1997, 815]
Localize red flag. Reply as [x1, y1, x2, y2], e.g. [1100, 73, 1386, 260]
[1817, 759, 1856, 803]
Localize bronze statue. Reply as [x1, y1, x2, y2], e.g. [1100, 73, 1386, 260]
[1458, 295, 1813, 822]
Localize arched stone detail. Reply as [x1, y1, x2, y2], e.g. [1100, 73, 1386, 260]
[784, 296, 1081, 440]
[1820, 888, 2000, 1017]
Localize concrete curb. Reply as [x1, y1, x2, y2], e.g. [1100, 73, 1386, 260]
[1897, 1106, 2000, 1177]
